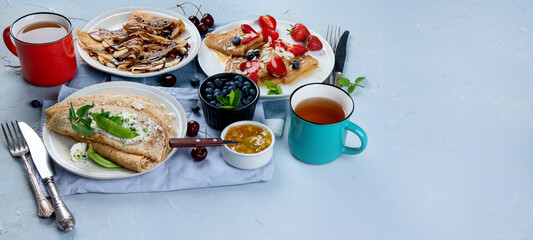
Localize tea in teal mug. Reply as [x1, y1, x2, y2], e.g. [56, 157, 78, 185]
[288, 83, 367, 164]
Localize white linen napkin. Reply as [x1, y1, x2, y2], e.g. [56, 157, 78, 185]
[40, 85, 274, 195]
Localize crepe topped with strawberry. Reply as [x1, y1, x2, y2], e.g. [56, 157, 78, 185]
[203, 15, 323, 88]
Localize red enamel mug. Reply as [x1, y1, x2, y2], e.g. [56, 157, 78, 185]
[3, 12, 77, 86]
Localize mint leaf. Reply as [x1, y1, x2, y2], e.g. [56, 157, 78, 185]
[339, 77, 350, 87]
[216, 95, 230, 105]
[264, 80, 277, 90]
[354, 77, 366, 85]
[216, 89, 241, 109]
[348, 84, 356, 94]
[231, 89, 241, 108]
[264, 81, 282, 95]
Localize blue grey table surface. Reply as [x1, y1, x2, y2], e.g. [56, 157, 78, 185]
[1, 0, 532, 239]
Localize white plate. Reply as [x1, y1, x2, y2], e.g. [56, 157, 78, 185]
[198, 19, 335, 99]
[42, 82, 187, 179]
[76, 7, 201, 78]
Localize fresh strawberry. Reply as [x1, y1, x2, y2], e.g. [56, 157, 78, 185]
[247, 72, 258, 83]
[262, 27, 279, 42]
[239, 60, 261, 73]
[269, 40, 287, 50]
[241, 24, 256, 34]
[288, 44, 308, 56]
[288, 23, 310, 42]
[267, 57, 287, 77]
[241, 32, 259, 44]
[258, 15, 276, 30]
[305, 35, 323, 51]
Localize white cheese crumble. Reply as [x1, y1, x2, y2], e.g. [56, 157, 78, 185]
[70, 142, 88, 164]
[131, 101, 144, 110]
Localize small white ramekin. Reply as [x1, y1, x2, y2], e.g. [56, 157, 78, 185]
[220, 121, 274, 169]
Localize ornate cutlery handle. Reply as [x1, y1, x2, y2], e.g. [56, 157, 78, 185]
[333, 72, 343, 87]
[20, 154, 54, 217]
[43, 177, 75, 231]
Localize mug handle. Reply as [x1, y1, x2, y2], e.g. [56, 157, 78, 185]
[342, 121, 368, 155]
[3, 26, 18, 56]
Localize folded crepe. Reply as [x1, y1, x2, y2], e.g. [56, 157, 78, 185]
[45, 92, 176, 172]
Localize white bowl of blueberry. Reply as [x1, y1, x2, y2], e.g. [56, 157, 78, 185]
[198, 73, 260, 130]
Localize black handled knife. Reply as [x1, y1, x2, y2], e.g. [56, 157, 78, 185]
[332, 30, 350, 86]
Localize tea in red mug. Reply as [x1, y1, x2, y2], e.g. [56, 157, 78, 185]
[3, 12, 77, 86]
[17, 21, 68, 43]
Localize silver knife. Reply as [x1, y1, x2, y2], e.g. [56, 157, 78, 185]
[18, 122, 75, 231]
[332, 30, 350, 86]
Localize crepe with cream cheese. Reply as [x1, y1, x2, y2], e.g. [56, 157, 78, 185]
[45, 92, 175, 172]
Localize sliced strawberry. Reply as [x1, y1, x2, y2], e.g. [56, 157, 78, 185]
[247, 72, 258, 83]
[241, 32, 259, 44]
[239, 60, 261, 74]
[288, 44, 308, 56]
[267, 57, 287, 77]
[262, 27, 279, 43]
[288, 23, 310, 42]
[305, 35, 323, 51]
[269, 40, 287, 50]
[258, 15, 276, 30]
[241, 24, 256, 34]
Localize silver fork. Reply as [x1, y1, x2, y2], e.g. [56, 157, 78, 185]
[326, 25, 341, 53]
[2, 121, 54, 217]
[325, 25, 341, 84]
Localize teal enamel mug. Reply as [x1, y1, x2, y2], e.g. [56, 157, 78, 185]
[288, 83, 367, 164]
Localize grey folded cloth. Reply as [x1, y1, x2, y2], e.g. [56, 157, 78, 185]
[262, 99, 289, 137]
[40, 85, 274, 195]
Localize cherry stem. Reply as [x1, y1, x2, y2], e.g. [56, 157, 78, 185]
[177, 2, 203, 17]
[199, 128, 212, 138]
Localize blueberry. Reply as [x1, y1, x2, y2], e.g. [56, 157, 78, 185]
[241, 99, 249, 106]
[30, 100, 41, 108]
[247, 95, 254, 103]
[214, 78, 223, 88]
[225, 80, 234, 86]
[235, 81, 243, 89]
[243, 81, 251, 87]
[249, 88, 257, 97]
[205, 94, 214, 101]
[190, 78, 200, 88]
[228, 85, 235, 91]
[224, 93, 230, 99]
[253, 49, 260, 57]
[214, 91, 222, 97]
[204, 87, 214, 94]
[191, 105, 200, 113]
[214, 88, 222, 93]
[222, 88, 229, 95]
[209, 100, 217, 106]
[245, 51, 255, 60]
[233, 75, 244, 83]
[232, 36, 241, 45]
[206, 81, 215, 89]
[241, 86, 250, 96]
[291, 60, 300, 69]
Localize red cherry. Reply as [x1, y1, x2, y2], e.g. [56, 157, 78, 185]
[158, 74, 176, 87]
[197, 22, 209, 35]
[187, 120, 200, 137]
[191, 146, 207, 161]
[188, 15, 200, 26]
[201, 13, 214, 27]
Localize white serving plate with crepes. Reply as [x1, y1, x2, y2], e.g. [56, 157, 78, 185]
[198, 19, 335, 99]
[76, 7, 201, 78]
[42, 82, 187, 179]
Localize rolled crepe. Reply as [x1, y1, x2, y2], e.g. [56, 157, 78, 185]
[45, 92, 175, 172]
